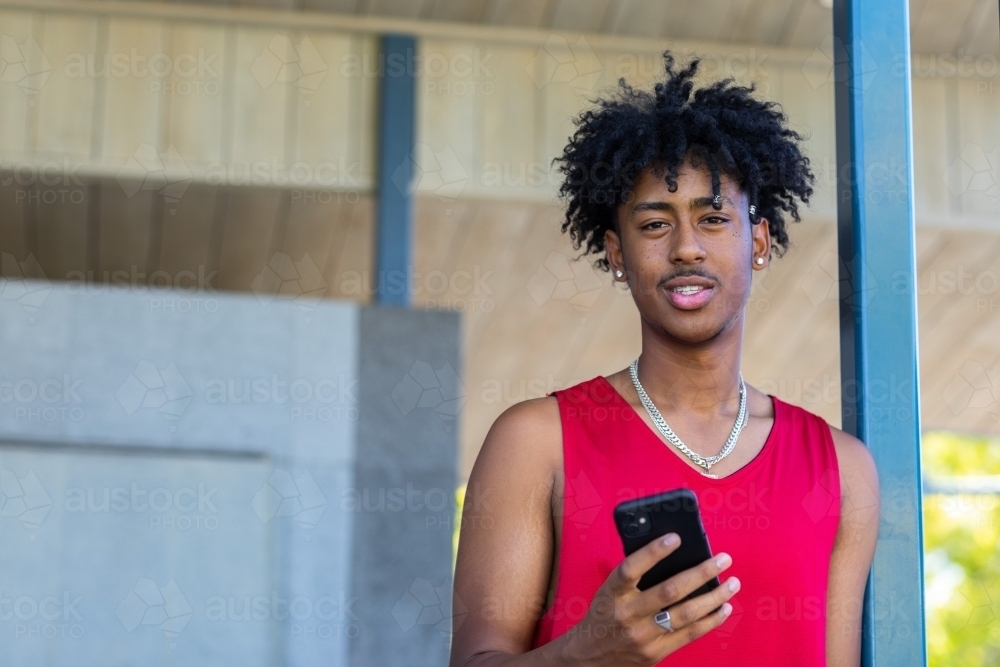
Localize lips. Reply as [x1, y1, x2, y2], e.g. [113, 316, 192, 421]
[662, 277, 716, 310]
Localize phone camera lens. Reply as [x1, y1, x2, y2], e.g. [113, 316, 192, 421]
[623, 509, 651, 538]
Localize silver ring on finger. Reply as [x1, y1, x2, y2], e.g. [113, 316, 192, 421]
[654, 609, 674, 633]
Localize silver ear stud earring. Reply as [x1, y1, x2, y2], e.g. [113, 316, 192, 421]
[749, 204, 756, 216]
[755, 257, 764, 266]
[615, 270, 624, 278]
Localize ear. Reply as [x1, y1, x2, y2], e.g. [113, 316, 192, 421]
[604, 227, 626, 281]
[751, 218, 771, 270]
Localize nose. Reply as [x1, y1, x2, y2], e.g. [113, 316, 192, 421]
[668, 219, 707, 265]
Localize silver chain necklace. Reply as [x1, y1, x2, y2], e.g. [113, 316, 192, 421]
[629, 358, 747, 478]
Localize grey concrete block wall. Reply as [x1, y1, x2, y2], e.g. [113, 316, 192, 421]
[0, 281, 460, 667]
[350, 307, 461, 667]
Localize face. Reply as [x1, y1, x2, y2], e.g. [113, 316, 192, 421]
[604, 161, 770, 345]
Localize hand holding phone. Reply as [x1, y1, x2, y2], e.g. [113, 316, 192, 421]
[614, 488, 721, 607]
[554, 489, 739, 666]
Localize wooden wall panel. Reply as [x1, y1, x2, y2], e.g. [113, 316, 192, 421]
[777, 66, 837, 220]
[322, 194, 373, 301]
[350, 34, 380, 190]
[955, 77, 1000, 220]
[33, 14, 99, 160]
[97, 185, 155, 276]
[0, 10, 37, 161]
[32, 186, 91, 280]
[230, 28, 292, 168]
[214, 187, 284, 291]
[292, 32, 356, 175]
[912, 77, 951, 223]
[416, 40, 484, 196]
[0, 179, 30, 262]
[280, 191, 346, 279]
[917, 230, 1000, 432]
[154, 184, 218, 278]
[100, 18, 167, 165]
[165, 22, 229, 167]
[478, 44, 538, 195]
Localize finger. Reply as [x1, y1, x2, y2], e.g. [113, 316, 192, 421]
[653, 576, 740, 632]
[629, 552, 732, 617]
[611, 533, 682, 592]
[660, 601, 733, 649]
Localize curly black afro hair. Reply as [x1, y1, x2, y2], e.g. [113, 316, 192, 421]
[557, 52, 815, 271]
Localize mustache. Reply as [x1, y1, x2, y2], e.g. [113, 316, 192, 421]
[656, 268, 720, 287]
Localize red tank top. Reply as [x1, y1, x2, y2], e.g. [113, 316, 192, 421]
[531, 376, 841, 666]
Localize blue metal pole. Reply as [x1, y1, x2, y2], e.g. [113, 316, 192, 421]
[375, 34, 417, 305]
[832, 1, 927, 666]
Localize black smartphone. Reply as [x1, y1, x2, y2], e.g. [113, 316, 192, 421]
[613, 488, 720, 607]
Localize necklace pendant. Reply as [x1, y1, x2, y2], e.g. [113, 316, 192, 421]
[701, 469, 717, 479]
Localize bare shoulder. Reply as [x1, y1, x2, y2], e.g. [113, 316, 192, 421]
[469, 395, 563, 491]
[827, 426, 878, 484]
[826, 426, 880, 523]
[485, 395, 562, 444]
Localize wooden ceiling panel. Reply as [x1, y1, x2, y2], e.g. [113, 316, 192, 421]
[669, 0, 730, 43]
[784, 1, 830, 51]
[365, 0, 427, 20]
[610, 0, 674, 39]
[549, 0, 613, 34]
[719, 0, 798, 46]
[484, 0, 552, 28]
[424, 0, 494, 24]
[661, 0, 695, 39]
[911, 0, 979, 56]
[966, 0, 1000, 56]
[87, 0, 998, 56]
[299, 0, 362, 13]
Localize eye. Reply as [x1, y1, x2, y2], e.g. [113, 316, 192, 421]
[704, 216, 729, 225]
[641, 220, 667, 230]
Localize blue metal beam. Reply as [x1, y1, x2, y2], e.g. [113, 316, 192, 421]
[833, 1, 927, 666]
[375, 34, 417, 305]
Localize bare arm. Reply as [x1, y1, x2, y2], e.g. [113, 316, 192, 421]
[450, 398, 739, 667]
[825, 427, 881, 667]
[449, 397, 568, 667]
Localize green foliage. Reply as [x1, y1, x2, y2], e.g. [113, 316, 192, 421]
[923, 431, 1000, 667]
[454, 482, 466, 573]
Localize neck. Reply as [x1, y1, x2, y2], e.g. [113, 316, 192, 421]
[635, 315, 745, 416]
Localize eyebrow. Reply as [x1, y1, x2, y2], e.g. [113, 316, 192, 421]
[630, 195, 737, 215]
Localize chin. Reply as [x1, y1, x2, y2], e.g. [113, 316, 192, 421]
[659, 319, 727, 345]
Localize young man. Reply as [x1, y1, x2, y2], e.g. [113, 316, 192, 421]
[451, 54, 879, 667]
